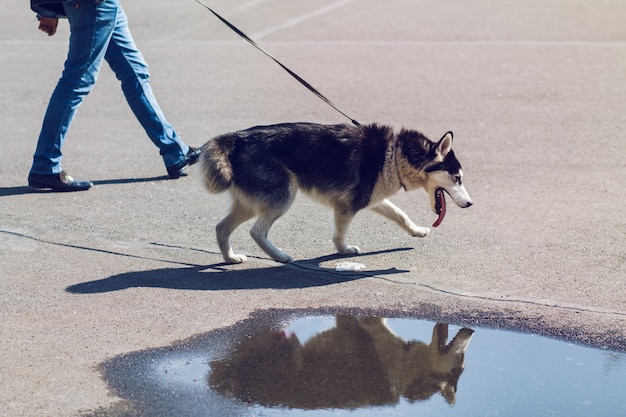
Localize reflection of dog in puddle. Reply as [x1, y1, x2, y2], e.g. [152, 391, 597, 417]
[209, 316, 474, 409]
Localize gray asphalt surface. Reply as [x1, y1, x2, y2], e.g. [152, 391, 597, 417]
[1, 0, 625, 415]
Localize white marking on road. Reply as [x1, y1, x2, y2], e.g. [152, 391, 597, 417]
[251, 0, 354, 40]
[229, 0, 269, 15]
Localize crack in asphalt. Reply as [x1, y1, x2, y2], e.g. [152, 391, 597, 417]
[3, 229, 625, 317]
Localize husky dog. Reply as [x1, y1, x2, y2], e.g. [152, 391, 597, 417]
[200, 122, 472, 263]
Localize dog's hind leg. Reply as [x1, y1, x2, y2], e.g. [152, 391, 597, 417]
[250, 206, 294, 263]
[370, 199, 430, 237]
[333, 209, 360, 255]
[216, 199, 255, 263]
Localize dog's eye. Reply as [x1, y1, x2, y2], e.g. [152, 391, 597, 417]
[454, 175, 462, 185]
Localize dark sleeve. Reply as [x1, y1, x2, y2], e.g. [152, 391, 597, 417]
[30, 0, 67, 18]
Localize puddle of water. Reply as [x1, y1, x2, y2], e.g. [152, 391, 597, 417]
[95, 310, 626, 417]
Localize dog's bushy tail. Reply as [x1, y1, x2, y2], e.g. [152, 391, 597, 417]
[199, 136, 234, 193]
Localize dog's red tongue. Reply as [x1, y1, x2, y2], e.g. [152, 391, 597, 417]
[432, 188, 446, 228]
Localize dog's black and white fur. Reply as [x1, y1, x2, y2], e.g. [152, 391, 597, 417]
[200, 122, 472, 263]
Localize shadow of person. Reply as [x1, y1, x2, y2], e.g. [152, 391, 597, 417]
[0, 176, 169, 197]
[209, 317, 474, 409]
[90, 176, 171, 186]
[0, 186, 39, 196]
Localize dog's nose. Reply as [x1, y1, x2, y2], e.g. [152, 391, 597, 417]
[465, 201, 473, 208]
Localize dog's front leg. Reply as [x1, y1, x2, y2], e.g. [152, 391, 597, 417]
[370, 199, 430, 237]
[333, 209, 360, 255]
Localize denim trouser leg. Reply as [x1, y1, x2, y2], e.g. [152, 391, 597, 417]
[30, 0, 114, 175]
[104, 5, 188, 168]
[30, 0, 187, 175]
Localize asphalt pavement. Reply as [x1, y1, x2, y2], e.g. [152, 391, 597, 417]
[1, 0, 625, 415]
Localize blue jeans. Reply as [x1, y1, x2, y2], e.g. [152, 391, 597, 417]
[30, 0, 189, 175]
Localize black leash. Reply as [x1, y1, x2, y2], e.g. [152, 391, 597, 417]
[194, 0, 361, 127]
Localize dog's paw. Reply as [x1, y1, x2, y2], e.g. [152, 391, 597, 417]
[339, 245, 361, 255]
[410, 226, 430, 237]
[272, 252, 293, 263]
[225, 253, 247, 264]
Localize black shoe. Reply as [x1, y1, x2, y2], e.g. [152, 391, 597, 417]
[28, 170, 93, 192]
[167, 146, 203, 179]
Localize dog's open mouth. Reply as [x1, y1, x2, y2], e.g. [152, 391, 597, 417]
[432, 188, 447, 228]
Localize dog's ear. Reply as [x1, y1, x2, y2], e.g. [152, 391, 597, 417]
[436, 131, 453, 157]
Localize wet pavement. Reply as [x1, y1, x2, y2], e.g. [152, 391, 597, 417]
[1, 0, 626, 415]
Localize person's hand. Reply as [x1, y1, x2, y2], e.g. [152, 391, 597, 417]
[38, 17, 58, 36]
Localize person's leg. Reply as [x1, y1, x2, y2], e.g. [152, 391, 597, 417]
[103, 2, 190, 172]
[30, 0, 117, 176]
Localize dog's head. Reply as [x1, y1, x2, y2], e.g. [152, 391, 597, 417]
[398, 130, 473, 226]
